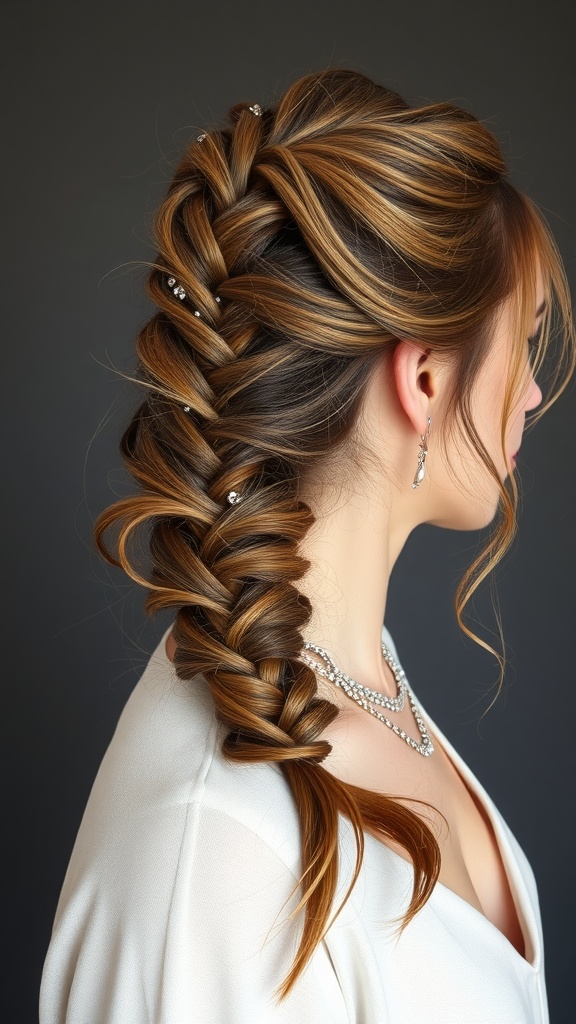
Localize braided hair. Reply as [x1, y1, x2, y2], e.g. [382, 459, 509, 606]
[94, 68, 575, 1000]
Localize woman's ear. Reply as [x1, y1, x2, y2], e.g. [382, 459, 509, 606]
[391, 339, 439, 435]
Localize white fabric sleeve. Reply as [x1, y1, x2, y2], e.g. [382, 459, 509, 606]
[40, 801, 350, 1024]
[165, 804, 350, 1023]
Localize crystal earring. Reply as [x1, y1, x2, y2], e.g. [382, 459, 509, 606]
[412, 416, 431, 489]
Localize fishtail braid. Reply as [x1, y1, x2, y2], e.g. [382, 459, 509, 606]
[100, 85, 442, 1000]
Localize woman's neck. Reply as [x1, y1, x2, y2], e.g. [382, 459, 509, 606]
[296, 481, 414, 698]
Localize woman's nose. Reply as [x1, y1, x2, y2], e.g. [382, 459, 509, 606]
[525, 374, 543, 412]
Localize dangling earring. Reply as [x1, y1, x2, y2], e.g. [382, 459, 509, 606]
[412, 416, 432, 489]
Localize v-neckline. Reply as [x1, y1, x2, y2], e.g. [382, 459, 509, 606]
[381, 618, 537, 970]
[381, 639, 541, 974]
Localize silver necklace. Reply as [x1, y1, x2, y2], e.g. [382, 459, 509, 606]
[300, 641, 434, 757]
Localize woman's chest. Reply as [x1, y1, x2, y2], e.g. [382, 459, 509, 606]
[406, 736, 528, 960]
[319, 698, 530, 962]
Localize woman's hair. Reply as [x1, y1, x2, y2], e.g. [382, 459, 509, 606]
[93, 68, 575, 1000]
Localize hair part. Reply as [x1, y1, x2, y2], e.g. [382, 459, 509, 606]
[93, 67, 575, 1001]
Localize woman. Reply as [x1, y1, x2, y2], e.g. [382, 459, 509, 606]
[40, 68, 574, 1022]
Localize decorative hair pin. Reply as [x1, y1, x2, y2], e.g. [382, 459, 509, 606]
[195, 103, 260, 144]
[165, 274, 222, 318]
[226, 491, 243, 504]
[167, 276, 186, 301]
[192, 296, 222, 318]
[195, 101, 261, 146]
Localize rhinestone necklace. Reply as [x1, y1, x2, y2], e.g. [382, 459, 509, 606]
[300, 641, 435, 758]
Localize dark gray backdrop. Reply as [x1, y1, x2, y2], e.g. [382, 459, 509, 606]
[3, 1, 575, 1021]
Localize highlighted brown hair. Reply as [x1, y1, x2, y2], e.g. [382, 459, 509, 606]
[93, 68, 575, 1000]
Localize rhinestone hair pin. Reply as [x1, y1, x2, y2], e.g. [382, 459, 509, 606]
[167, 276, 186, 301]
[195, 101, 262, 144]
[166, 275, 222, 318]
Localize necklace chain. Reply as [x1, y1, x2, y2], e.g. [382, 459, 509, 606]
[300, 641, 434, 758]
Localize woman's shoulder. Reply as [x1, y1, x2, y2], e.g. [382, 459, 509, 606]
[40, 626, 409, 1023]
[80, 626, 304, 871]
[41, 629, 353, 1023]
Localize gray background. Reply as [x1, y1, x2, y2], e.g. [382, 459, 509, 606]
[3, 1, 575, 1020]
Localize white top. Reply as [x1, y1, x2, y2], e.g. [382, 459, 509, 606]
[40, 623, 549, 1023]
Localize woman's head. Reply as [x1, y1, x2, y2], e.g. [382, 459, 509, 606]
[297, 265, 546, 545]
[149, 69, 569, 531]
[94, 68, 575, 1000]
